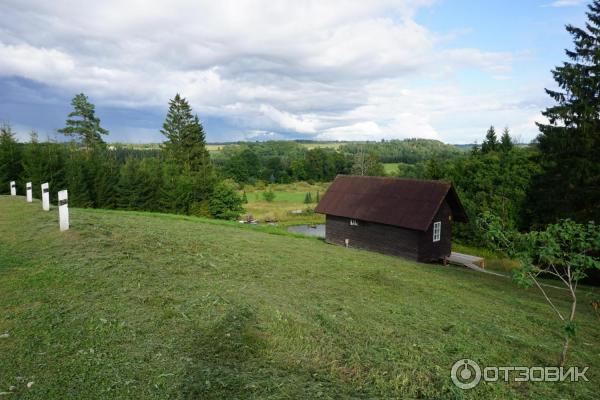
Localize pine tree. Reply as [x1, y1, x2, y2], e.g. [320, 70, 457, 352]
[481, 126, 498, 153]
[116, 158, 155, 210]
[64, 147, 92, 207]
[160, 94, 214, 212]
[39, 142, 67, 205]
[0, 123, 22, 194]
[89, 149, 119, 209]
[304, 192, 312, 204]
[21, 131, 45, 198]
[161, 94, 211, 174]
[499, 127, 514, 153]
[58, 93, 108, 149]
[529, 1, 600, 224]
[159, 163, 197, 214]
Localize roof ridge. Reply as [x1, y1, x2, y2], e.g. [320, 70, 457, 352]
[316, 175, 466, 230]
[335, 174, 452, 186]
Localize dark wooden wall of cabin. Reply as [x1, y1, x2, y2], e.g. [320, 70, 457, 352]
[417, 201, 452, 262]
[325, 215, 420, 260]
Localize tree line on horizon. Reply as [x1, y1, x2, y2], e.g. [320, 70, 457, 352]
[1, 0, 599, 242]
[0, 93, 245, 220]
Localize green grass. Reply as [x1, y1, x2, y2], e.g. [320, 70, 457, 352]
[1, 196, 599, 399]
[383, 163, 399, 175]
[242, 182, 329, 226]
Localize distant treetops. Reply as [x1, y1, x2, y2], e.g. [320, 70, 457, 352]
[474, 125, 513, 155]
[47, 92, 243, 219]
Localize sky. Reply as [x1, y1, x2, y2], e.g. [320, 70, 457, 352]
[0, 0, 590, 143]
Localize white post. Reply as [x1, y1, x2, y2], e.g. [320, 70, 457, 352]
[26, 182, 32, 202]
[58, 190, 69, 231]
[10, 181, 16, 196]
[41, 183, 50, 211]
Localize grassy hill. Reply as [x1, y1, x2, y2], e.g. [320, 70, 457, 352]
[0, 196, 598, 399]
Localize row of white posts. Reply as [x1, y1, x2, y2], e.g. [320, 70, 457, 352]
[9, 181, 69, 231]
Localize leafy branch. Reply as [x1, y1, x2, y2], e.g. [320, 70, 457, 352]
[479, 212, 600, 366]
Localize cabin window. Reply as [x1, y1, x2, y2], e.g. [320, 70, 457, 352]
[349, 219, 359, 226]
[433, 221, 441, 242]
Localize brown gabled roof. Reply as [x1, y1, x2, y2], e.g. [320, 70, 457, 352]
[315, 175, 468, 231]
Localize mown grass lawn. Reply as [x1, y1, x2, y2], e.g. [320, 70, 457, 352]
[0, 196, 598, 399]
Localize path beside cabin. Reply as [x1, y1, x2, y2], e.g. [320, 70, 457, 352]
[448, 252, 578, 294]
[448, 252, 507, 278]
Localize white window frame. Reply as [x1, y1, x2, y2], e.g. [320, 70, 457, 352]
[433, 221, 441, 242]
[350, 219, 359, 226]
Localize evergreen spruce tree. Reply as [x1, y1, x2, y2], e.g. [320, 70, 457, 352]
[117, 158, 145, 210]
[304, 192, 312, 204]
[90, 149, 119, 209]
[117, 158, 162, 211]
[499, 127, 514, 153]
[64, 147, 92, 207]
[161, 94, 214, 212]
[481, 126, 498, 153]
[58, 93, 108, 149]
[159, 163, 197, 214]
[0, 123, 22, 194]
[21, 131, 45, 198]
[161, 94, 211, 173]
[39, 142, 67, 205]
[529, 1, 600, 224]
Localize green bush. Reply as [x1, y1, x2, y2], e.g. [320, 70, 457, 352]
[208, 181, 245, 220]
[262, 189, 275, 202]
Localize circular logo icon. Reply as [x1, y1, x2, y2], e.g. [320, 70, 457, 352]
[451, 359, 481, 390]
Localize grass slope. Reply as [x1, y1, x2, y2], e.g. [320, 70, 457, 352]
[0, 196, 598, 399]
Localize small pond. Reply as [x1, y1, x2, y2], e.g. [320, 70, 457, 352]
[287, 224, 325, 238]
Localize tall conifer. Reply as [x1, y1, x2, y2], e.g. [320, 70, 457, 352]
[58, 93, 108, 149]
[530, 1, 600, 224]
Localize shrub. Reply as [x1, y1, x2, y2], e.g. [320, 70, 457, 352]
[208, 181, 245, 220]
[262, 189, 275, 202]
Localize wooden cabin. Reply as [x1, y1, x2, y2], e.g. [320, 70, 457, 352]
[315, 175, 468, 262]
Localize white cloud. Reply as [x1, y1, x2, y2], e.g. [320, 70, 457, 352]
[545, 0, 585, 7]
[0, 0, 543, 142]
[258, 104, 318, 134]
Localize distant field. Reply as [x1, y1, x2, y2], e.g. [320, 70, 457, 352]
[207, 142, 345, 152]
[1, 197, 599, 399]
[383, 162, 399, 175]
[242, 182, 329, 225]
[206, 144, 225, 152]
[298, 142, 344, 150]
